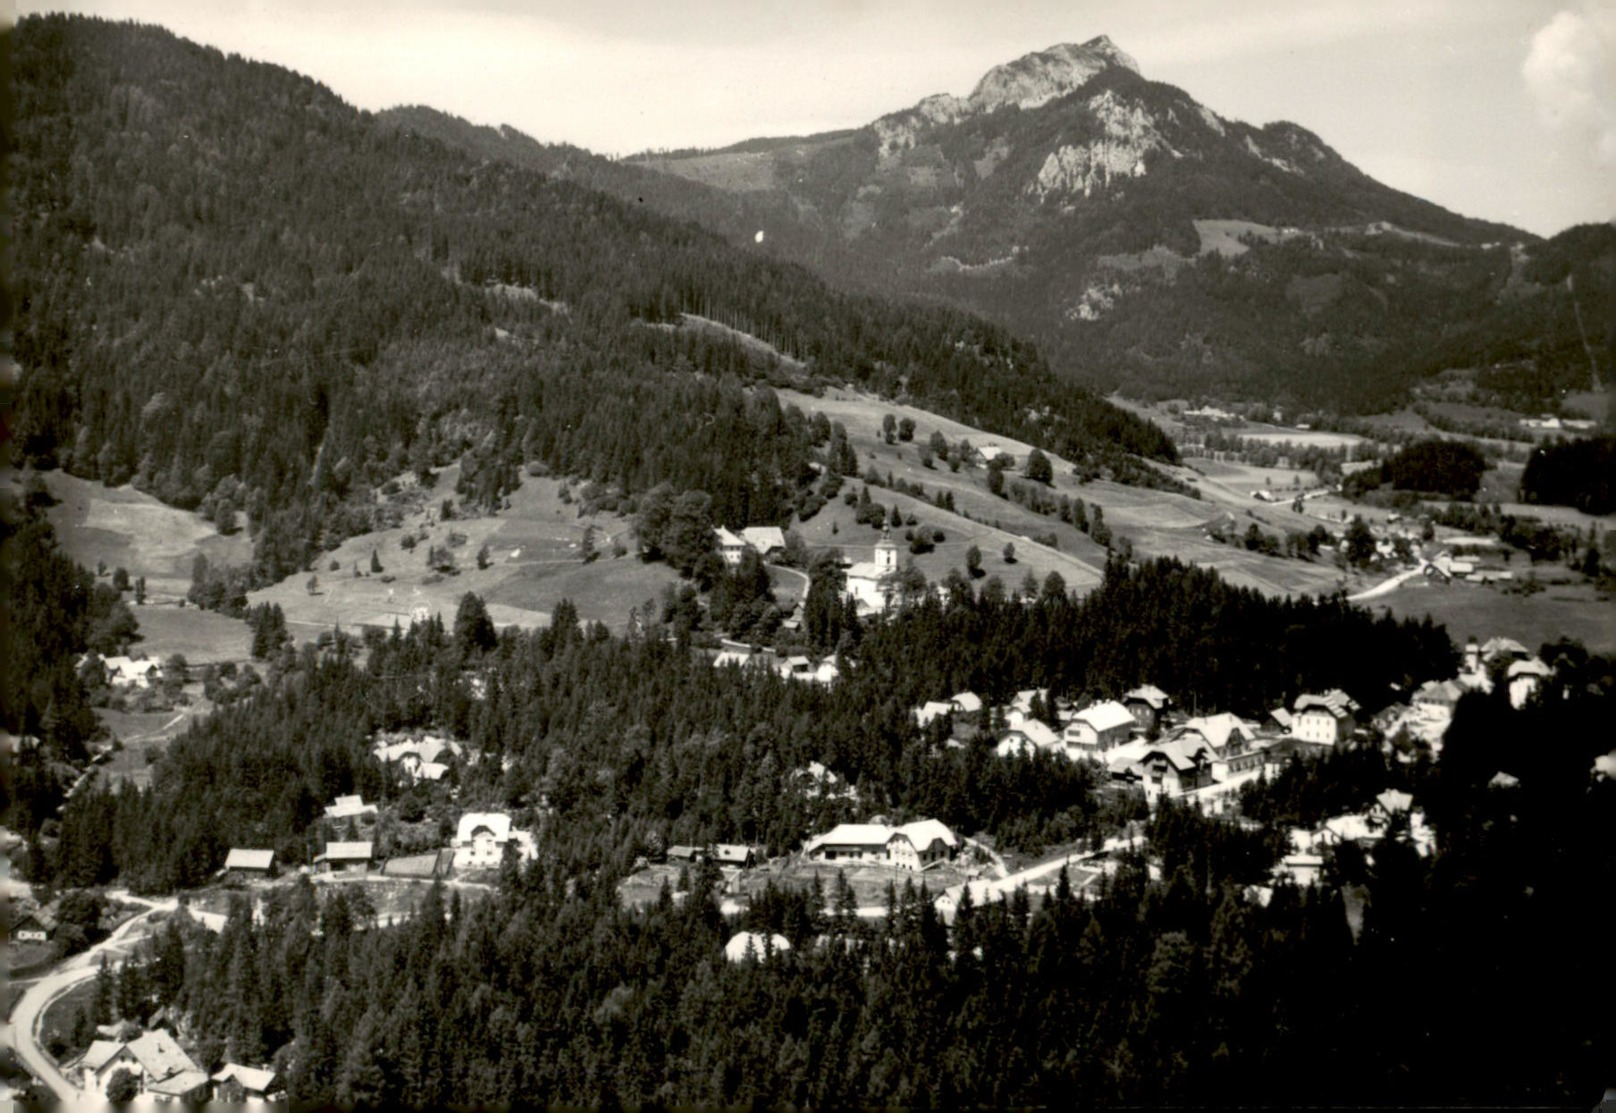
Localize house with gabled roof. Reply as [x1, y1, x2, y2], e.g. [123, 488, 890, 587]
[1506, 657, 1551, 709]
[453, 811, 536, 870]
[885, 820, 959, 871]
[222, 848, 275, 878]
[314, 841, 373, 874]
[1291, 690, 1360, 746]
[323, 794, 375, 821]
[1137, 740, 1215, 801]
[715, 527, 749, 568]
[1065, 701, 1137, 752]
[1122, 685, 1171, 733]
[914, 700, 955, 727]
[996, 719, 1062, 757]
[950, 691, 984, 715]
[67, 1028, 204, 1104]
[10, 909, 56, 943]
[1179, 713, 1258, 757]
[212, 1063, 282, 1108]
[1413, 679, 1463, 715]
[740, 526, 786, 559]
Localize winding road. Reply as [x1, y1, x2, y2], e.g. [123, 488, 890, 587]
[7, 893, 177, 1111]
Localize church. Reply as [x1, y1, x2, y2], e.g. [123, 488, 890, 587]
[843, 529, 900, 614]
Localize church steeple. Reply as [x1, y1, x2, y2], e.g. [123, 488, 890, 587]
[874, 526, 898, 572]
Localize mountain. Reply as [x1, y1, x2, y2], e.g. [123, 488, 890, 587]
[9, 16, 1178, 584]
[603, 39, 1614, 413]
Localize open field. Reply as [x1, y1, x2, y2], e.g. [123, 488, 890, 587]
[93, 706, 207, 790]
[1376, 577, 1616, 654]
[779, 387, 1360, 599]
[127, 603, 250, 664]
[250, 467, 670, 636]
[40, 472, 252, 601]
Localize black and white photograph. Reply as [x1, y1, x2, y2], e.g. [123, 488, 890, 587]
[2, 0, 1613, 1110]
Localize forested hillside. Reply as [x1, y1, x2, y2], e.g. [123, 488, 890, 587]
[10, 16, 1175, 587]
[37, 563, 1616, 1108]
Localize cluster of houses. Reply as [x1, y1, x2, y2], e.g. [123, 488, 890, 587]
[913, 683, 1371, 805]
[214, 806, 537, 886]
[66, 1024, 282, 1109]
[76, 653, 167, 691]
[1272, 787, 1436, 890]
[1378, 634, 1555, 756]
[371, 732, 471, 783]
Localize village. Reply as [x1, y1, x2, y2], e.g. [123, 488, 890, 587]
[5, 483, 1610, 1110]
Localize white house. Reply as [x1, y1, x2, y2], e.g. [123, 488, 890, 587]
[777, 655, 840, 685]
[914, 700, 956, 727]
[1064, 701, 1137, 752]
[1291, 691, 1360, 745]
[98, 655, 161, 690]
[1137, 741, 1215, 801]
[803, 823, 895, 863]
[884, 819, 961, 871]
[950, 691, 984, 715]
[453, 812, 537, 869]
[212, 1064, 283, 1109]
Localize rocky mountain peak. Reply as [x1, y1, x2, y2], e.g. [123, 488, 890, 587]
[874, 35, 1139, 160]
[967, 37, 1140, 114]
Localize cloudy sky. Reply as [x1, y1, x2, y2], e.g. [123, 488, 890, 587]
[16, 0, 1615, 236]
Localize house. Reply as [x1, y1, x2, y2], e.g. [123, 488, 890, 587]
[67, 1029, 203, 1103]
[1264, 707, 1294, 734]
[1122, 685, 1170, 732]
[1178, 713, 1257, 757]
[1007, 688, 1048, 719]
[843, 529, 901, 613]
[883, 820, 960, 871]
[1506, 657, 1551, 709]
[914, 700, 955, 727]
[715, 527, 749, 568]
[211, 1064, 282, 1109]
[996, 719, 1061, 757]
[777, 655, 840, 685]
[1137, 741, 1215, 801]
[10, 910, 55, 944]
[803, 823, 894, 863]
[803, 819, 957, 869]
[1275, 851, 1325, 888]
[1210, 741, 1268, 783]
[99, 655, 161, 690]
[1291, 691, 1360, 745]
[1413, 679, 1463, 715]
[453, 812, 537, 870]
[951, 691, 984, 715]
[323, 794, 375, 821]
[1479, 636, 1529, 669]
[373, 736, 463, 781]
[222, 849, 275, 878]
[740, 526, 787, 560]
[713, 844, 757, 868]
[1064, 701, 1137, 752]
[315, 841, 373, 874]
[974, 445, 1016, 468]
[712, 649, 753, 669]
[1370, 789, 1414, 823]
[724, 931, 790, 963]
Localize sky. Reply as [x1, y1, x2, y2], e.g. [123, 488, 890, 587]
[14, 0, 1615, 236]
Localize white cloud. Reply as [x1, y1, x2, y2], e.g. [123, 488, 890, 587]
[1523, 5, 1616, 163]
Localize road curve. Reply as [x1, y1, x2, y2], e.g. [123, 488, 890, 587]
[9, 895, 176, 1111]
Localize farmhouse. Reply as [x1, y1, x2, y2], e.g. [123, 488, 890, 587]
[212, 1064, 283, 1108]
[717, 526, 787, 568]
[10, 910, 55, 944]
[803, 819, 958, 869]
[314, 841, 373, 874]
[1064, 701, 1137, 752]
[324, 795, 375, 821]
[843, 529, 901, 613]
[67, 1029, 204, 1104]
[222, 849, 275, 878]
[95, 654, 161, 690]
[1291, 691, 1360, 746]
[974, 445, 1016, 467]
